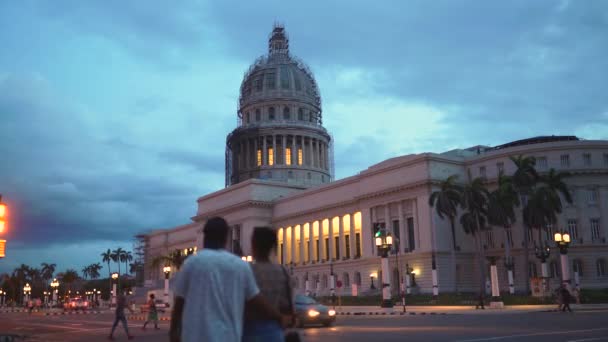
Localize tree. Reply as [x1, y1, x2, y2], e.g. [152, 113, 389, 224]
[509, 155, 539, 294]
[81, 266, 90, 280]
[487, 174, 520, 293]
[101, 249, 113, 278]
[111, 248, 125, 275]
[151, 250, 187, 271]
[87, 263, 103, 280]
[429, 174, 462, 292]
[121, 251, 133, 275]
[459, 177, 490, 308]
[40, 263, 56, 284]
[60, 269, 79, 293]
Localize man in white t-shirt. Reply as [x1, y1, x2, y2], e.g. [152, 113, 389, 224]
[169, 217, 284, 342]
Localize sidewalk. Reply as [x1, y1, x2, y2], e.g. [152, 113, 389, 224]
[332, 303, 608, 315]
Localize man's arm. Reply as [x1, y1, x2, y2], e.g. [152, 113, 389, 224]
[246, 294, 283, 324]
[169, 296, 184, 342]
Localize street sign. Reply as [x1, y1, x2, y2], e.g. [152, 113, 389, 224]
[336, 280, 343, 288]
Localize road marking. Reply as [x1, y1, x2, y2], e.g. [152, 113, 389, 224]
[454, 328, 608, 342]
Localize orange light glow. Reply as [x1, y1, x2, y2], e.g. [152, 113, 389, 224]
[0, 220, 4, 233]
[0, 204, 6, 218]
[0, 240, 5, 258]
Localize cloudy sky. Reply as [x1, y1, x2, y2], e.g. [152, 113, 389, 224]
[1, 0, 607, 274]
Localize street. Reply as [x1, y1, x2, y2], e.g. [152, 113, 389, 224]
[1, 309, 608, 341]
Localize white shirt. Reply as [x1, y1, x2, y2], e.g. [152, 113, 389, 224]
[173, 249, 260, 342]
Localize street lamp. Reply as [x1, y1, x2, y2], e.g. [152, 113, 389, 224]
[375, 228, 393, 308]
[0, 290, 5, 307]
[23, 283, 31, 304]
[241, 255, 253, 262]
[163, 266, 171, 306]
[554, 231, 571, 289]
[111, 272, 119, 306]
[50, 278, 59, 306]
[534, 242, 551, 292]
[369, 272, 377, 290]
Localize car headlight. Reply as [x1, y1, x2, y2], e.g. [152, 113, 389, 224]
[328, 310, 336, 316]
[308, 310, 320, 317]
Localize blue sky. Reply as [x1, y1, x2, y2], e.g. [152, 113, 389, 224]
[1, 0, 607, 274]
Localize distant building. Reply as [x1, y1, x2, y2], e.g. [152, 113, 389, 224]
[140, 26, 608, 295]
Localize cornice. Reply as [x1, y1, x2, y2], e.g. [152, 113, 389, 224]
[191, 200, 273, 222]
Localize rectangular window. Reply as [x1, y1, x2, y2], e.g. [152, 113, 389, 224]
[334, 236, 340, 260]
[537, 157, 548, 170]
[598, 260, 606, 277]
[561, 154, 570, 167]
[315, 239, 320, 262]
[497, 162, 504, 175]
[286, 148, 292, 165]
[255, 111, 261, 121]
[568, 219, 579, 240]
[392, 220, 400, 252]
[265, 72, 275, 89]
[257, 149, 262, 166]
[268, 148, 274, 166]
[297, 148, 303, 165]
[324, 237, 329, 261]
[407, 217, 415, 252]
[591, 218, 601, 241]
[345, 234, 351, 259]
[355, 233, 361, 257]
[589, 189, 599, 205]
[479, 166, 487, 179]
[583, 153, 592, 166]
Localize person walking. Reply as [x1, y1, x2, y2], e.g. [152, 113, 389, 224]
[109, 293, 135, 340]
[243, 227, 295, 342]
[142, 294, 159, 330]
[169, 217, 286, 342]
[560, 285, 573, 313]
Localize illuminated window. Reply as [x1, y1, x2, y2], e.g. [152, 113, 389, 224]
[286, 148, 292, 165]
[257, 150, 262, 166]
[268, 148, 274, 166]
[298, 148, 303, 165]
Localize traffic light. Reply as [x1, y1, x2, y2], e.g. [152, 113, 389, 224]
[373, 223, 381, 238]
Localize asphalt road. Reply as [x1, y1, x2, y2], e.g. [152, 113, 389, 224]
[1, 309, 607, 342]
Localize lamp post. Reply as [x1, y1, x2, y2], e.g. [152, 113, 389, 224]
[375, 230, 393, 308]
[554, 231, 571, 290]
[163, 266, 171, 306]
[50, 278, 59, 306]
[23, 283, 31, 304]
[111, 272, 119, 306]
[534, 242, 551, 294]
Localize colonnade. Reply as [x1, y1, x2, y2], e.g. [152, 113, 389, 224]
[236, 134, 329, 170]
[278, 212, 362, 265]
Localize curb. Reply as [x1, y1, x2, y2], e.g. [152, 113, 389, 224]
[45, 311, 103, 316]
[338, 312, 447, 316]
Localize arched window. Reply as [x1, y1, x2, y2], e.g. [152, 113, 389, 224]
[255, 109, 261, 121]
[343, 272, 350, 287]
[298, 108, 304, 121]
[354, 272, 362, 286]
[283, 106, 290, 120]
[573, 259, 584, 277]
[268, 107, 275, 120]
[597, 259, 607, 277]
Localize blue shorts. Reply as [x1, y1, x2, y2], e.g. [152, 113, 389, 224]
[242, 320, 283, 342]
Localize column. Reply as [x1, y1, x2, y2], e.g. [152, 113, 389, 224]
[300, 224, 305, 264]
[328, 218, 334, 261]
[320, 141, 324, 169]
[291, 226, 296, 265]
[291, 136, 297, 166]
[384, 204, 390, 233]
[262, 136, 267, 166]
[398, 202, 406, 253]
[349, 214, 356, 259]
[308, 223, 314, 263]
[320, 221, 326, 262]
[301, 136, 306, 166]
[272, 135, 276, 165]
[254, 138, 259, 167]
[308, 137, 313, 167]
[282, 135, 287, 165]
[339, 215, 345, 261]
[366, 208, 375, 257]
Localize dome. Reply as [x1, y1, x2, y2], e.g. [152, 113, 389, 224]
[238, 25, 322, 115]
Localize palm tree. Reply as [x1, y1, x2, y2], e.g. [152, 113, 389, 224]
[429, 174, 462, 292]
[487, 174, 520, 294]
[101, 249, 113, 278]
[121, 251, 133, 275]
[459, 177, 490, 308]
[151, 250, 187, 271]
[81, 266, 90, 280]
[60, 269, 79, 293]
[87, 263, 103, 280]
[40, 263, 56, 285]
[509, 155, 539, 294]
[111, 248, 125, 275]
